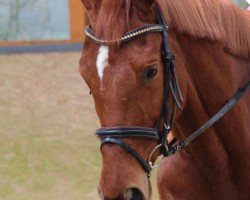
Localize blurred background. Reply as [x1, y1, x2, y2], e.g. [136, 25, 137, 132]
[0, 0, 249, 200]
[0, 1, 101, 200]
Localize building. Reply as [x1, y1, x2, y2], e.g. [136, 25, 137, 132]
[0, 0, 248, 53]
[0, 0, 86, 52]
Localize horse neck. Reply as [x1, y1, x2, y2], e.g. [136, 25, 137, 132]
[172, 32, 250, 181]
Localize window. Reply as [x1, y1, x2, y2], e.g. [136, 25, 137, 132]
[0, 0, 85, 44]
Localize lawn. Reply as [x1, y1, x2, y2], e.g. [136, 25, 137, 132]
[0, 52, 158, 200]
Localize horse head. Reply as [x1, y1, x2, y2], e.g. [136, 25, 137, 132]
[79, 0, 171, 199]
[79, 0, 250, 199]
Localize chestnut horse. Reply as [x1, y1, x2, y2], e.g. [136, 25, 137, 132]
[79, 0, 250, 199]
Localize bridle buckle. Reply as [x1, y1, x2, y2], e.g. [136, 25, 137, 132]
[164, 123, 171, 133]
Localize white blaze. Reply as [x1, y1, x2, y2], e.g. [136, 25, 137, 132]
[96, 45, 109, 80]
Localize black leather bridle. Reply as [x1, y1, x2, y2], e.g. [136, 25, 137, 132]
[85, 7, 250, 177]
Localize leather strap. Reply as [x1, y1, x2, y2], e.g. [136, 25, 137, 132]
[164, 80, 250, 157]
[96, 127, 159, 140]
[101, 137, 152, 175]
[155, 7, 178, 153]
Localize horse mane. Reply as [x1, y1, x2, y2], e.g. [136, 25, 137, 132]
[158, 0, 250, 59]
[93, 0, 250, 58]
[93, 0, 128, 45]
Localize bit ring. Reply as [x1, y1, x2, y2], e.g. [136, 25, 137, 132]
[148, 144, 167, 169]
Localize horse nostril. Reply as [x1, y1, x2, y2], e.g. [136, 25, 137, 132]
[125, 188, 144, 200]
[98, 188, 104, 200]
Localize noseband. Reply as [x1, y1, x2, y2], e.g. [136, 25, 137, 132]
[85, 7, 250, 177]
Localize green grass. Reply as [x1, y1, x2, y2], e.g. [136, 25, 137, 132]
[0, 52, 159, 200]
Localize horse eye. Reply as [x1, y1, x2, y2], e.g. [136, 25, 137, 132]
[144, 66, 158, 79]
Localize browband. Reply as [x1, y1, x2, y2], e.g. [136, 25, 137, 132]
[85, 24, 168, 45]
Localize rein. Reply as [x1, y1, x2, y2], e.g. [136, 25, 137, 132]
[85, 7, 250, 177]
[163, 80, 250, 157]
